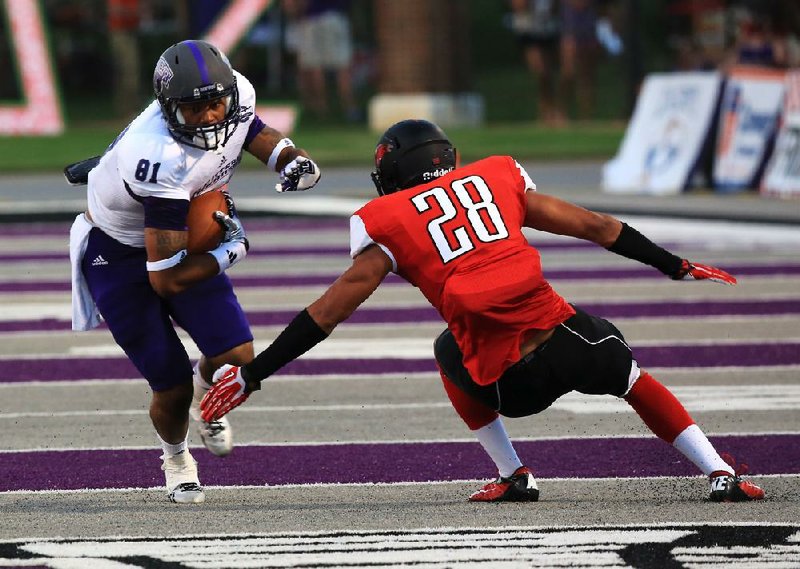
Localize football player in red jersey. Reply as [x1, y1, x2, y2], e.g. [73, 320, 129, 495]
[201, 119, 765, 503]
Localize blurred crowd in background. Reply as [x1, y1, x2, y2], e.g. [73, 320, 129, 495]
[3, 0, 800, 126]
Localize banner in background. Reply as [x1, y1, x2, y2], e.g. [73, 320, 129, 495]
[712, 66, 785, 191]
[0, 0, 63, 135]
[760, 70, 800, 198]
[602, 72, 721, 195]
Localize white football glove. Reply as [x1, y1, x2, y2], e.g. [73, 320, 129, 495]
[276, 156, 321, 192]
[209, 211, 249, 273]
[214, 210, 248, 248]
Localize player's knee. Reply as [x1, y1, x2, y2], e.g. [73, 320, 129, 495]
[439, 370, 498, 430]
[150, 381, 193, 418]
[158, 381, 193, 405]
[206, 341, 255, 371]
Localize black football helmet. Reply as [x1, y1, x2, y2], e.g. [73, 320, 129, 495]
[153, 40, 240, 150]
[371, 119, 457, 196]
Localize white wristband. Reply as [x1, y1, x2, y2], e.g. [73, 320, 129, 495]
[267, 137, 295, 171]
[146, 249, 187, 272]
[209, 241, 248, 273]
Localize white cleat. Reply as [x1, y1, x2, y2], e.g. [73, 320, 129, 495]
[197, 415, 233, 457]
[190, 397, 234, 457]
[162, 450, 204, 504]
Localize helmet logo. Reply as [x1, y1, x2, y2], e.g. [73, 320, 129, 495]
[375, 143, 392, 165]
[154, 56, 173, 94]
[422, 167, 454, 181]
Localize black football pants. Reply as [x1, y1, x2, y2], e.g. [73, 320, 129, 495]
[434, 305, 636, 417]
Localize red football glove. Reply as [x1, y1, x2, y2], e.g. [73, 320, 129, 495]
[672, 259, 737, 285]
[200, 365, 252, 422]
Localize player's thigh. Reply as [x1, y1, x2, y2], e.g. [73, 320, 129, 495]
[169, 272, 254, 359]
[491, 308, 635, 418]
[494, 350, 571, 417]
[82, 229, 192, 391]
[203, 343, 255, 373]
[550, 306, 635, 397]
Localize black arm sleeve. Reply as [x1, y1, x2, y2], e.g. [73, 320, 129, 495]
[607, 223, 684, 277]
[241, 309, 329, 386]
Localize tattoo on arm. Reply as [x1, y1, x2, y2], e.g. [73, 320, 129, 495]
[145, 228, 188, 261]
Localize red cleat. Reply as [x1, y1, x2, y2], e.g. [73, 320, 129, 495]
[709, 471, 765, 502]
[469, 466, 539, 502]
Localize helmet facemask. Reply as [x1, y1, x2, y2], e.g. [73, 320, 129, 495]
[166, 88, 239, 151]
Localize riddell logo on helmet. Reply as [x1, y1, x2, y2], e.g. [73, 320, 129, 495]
[422, 167, 454, 181]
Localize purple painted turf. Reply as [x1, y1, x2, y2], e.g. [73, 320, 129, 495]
[0, 241, 613, 262]
[3, 264, 800, 293]
[1, 342, 799, 383]
[2, 299, 800, 333]
[0, 434, 795, 492]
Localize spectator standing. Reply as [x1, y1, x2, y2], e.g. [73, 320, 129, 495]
[292, 0, 359, 121]
[509, 0, 565, 126]
[727, 8, 787, 69]
[559, 0, 601, 121]
[108, 0, 142, 118]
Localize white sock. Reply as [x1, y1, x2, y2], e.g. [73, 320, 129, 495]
[157, 433, 188, 458]
[672, 424, 734, 476]
[474, 417, 523, 478]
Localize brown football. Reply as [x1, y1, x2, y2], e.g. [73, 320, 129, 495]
[186, 189, 229, 253]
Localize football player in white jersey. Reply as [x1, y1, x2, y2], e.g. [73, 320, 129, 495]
[68, 40, 321, 503]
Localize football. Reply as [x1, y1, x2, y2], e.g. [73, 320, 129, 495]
[186, 189, 229, 253]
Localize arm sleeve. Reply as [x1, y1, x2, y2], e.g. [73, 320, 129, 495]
[607, 223, 684, 277]
[142, 196, 190, 230]
[243, 114, 267, 150]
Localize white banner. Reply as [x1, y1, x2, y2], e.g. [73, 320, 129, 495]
[712, 65, 785, 191]
[760, 70, 800, 198]
[603, 72, 721, 195]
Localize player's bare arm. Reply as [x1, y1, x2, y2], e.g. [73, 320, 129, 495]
[524, 191, 735, 285]
[524, 192, 621, 245]
[246, 126, 309, 170]
[144, 227, 225, 297]
[246, 126, 321, 192]
[308, 245, 394, 333]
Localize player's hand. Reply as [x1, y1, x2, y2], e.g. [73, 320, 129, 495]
[213, 211, 249, 252]
[671, 259, 737, 285]
[220, 188, 238, 218]
[200, 365, 260, 422]
[276, 156, 321, 192]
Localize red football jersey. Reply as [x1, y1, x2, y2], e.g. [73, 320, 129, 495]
[353, 155, 575, 385]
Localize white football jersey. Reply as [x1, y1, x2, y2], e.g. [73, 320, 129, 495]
[86, 70, 257, 247]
